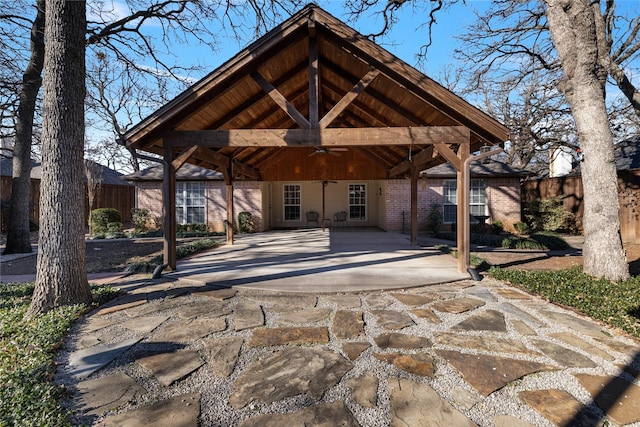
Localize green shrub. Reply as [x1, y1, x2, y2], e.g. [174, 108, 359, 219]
[490, 221, 504, 234]
[91, 208, 122, 234]
[525, 197, 573, 232]
[425, 203, 443, 234]
[107, 222, 122, 233]
[500, 236, 547, 250]
[238, 211, 255, 233]
[131, 208, 152, 233]
[513, 221, 532, 235]
[489, 266, 640, 337]
[177, 223, 207, 233]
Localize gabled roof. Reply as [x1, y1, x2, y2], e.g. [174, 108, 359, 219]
[0, 157, 131, 186]
[614, 137, 640, 171]
[122, 4, 508, 180]
[422, 159, 534, 178]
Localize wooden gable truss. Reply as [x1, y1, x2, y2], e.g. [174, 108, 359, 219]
[122, 5, 509, 275]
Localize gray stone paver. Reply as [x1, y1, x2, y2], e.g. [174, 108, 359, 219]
[64, 278, 640, 427]
[74, 373, 145, 416]
[333, 310, 365, 338]
[136, 350, 204, 386]
[531, 338, 598, 368]
[204, 336, 244, 377]
[370, 309, 415, 330]
[99, 393, 201, 427]
[67, 337, 141, 379]
[389, 378, 477, 426]
[228, 347, 352, 409]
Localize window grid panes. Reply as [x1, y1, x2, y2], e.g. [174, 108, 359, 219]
[442, 179, 487, 223]
[348, 184, 366, 220]
[176, 182, 205, 225]
[283, 184, 301, 221]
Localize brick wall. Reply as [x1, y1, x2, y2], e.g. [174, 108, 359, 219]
[379, 177, 522, 232]
[134, 181, 264, 232]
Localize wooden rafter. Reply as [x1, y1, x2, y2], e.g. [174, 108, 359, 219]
[251, 71, 310, 129]
[319, 69, 380, 128]
[388, 146, 435, 177]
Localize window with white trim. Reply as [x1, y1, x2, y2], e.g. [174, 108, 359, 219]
[283, 184, 301, 221]
[348, 183, 366, 220]
[442, 179, 487, 223]
[176, 182, 205, 224]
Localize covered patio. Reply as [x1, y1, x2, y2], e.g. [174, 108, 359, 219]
[168, 228, 469, 292]
[121, 4, 509, 276]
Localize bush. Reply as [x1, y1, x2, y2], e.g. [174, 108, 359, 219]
[177, 223, 208, 233]
[525, 197, 573, 232]
[425, 203, 443, 234]
[91, 208, 122, 234]
[490, 221, 503, 234]
[513, 221, 532, 235]
[107, 222, 122, 233]
[131, 208, 152, 233]
[238, 211, 255, 233]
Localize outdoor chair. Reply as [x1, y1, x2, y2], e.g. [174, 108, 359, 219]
[333, 211, 347, 227]
[306, 211, 320, 226]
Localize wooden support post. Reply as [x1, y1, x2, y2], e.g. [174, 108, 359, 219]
[457, 142, 471, 273]
[162, 143, 177, 270]
[223, 168, 234, 245]
[410, 166, 419, 246]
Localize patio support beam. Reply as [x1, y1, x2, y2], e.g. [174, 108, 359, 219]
[165, 127, 470, 148]
[456, 142, 470, 274]
[251, 71, 310, 129]
[222, 167, 235, 245]
[410, 166, 419, 245]
[162, 143, 177, 271]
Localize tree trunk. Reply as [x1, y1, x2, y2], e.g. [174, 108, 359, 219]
[26, 0, 92, 317]
[3, 0, 45, 255]
[545, 0, 629, 280]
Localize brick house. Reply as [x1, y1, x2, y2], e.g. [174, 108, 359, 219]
[124, 158, 530, 233]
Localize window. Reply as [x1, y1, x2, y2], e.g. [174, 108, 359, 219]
[283, 184, 301, 221]
[348, 184, 366, 220]
[442, 179, 487, 223]
[176, 182, 205, 224]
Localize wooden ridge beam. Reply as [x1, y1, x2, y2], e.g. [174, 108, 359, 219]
[166, 127, 470, 148]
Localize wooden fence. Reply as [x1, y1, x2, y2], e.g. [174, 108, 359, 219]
[1, 177, 135, 230]
[522, 171, 640, 243]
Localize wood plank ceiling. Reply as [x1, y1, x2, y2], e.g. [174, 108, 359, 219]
[122, 5, 509, 181]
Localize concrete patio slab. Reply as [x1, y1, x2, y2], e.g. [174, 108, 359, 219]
[167, 229, 469, 292]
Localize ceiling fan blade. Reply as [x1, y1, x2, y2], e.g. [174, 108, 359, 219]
[329, 148, 349, 152]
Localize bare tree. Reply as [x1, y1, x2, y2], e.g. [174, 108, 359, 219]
[2, 0, 44, 255]
[3, 0, 303, 254]
[26, 0, 92, 317]
[348, 0, 634, 279]
[545, 0, 628, 280]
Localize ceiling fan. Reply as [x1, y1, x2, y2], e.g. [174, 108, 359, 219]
[308, 147, 348, 157]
